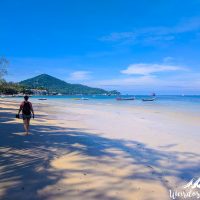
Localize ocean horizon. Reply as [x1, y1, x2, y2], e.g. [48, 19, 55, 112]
[8, 94, 200, 116]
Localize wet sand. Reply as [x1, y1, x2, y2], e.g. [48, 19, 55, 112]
[0, 98, 200, 200]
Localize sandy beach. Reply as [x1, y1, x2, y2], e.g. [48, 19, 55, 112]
[0, 98, 200, 200]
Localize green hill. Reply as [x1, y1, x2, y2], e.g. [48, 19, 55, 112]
[19, 74, 120, 95]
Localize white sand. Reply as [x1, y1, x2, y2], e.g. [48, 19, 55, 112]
[0, 98, 199, 200]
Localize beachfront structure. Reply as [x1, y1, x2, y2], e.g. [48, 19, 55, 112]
[30, 89, 48, 95]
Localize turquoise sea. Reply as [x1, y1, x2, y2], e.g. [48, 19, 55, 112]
[10, 95, 200, 115]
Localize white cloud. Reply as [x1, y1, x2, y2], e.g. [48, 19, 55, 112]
[93, 75, 156, 87]
[100, 32, 135, 42]
[100, 17, 200, 45]
[121, 63, 185, 75]
[69, 71, 91, 81]
[86, 72, 200, 94]
[163, 57, 174, 63]
[84, 62, 199, 94]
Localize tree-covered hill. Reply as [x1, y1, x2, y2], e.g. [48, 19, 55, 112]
[19, 74, 120, 95]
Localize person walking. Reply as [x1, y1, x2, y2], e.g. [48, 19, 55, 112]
[17, 95, 34, 135]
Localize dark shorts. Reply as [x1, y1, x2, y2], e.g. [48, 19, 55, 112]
[22, 114, 31, 120]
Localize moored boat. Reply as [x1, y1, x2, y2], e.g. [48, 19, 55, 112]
[38, 98, 47, 100]
[81, 97, 89, 100]
[142, 98, 156, 101]
[116, 97, 135, 101]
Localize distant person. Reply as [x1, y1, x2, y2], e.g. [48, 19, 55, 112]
[17, 95, 34, 135]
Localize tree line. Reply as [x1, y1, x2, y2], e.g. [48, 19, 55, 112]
[0, 57, 32, 95]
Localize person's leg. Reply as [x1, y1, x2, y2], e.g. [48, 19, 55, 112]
[27, 118, 31, 133]
[23, 119, 28, 135]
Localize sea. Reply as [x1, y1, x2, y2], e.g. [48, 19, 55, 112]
[8, 95, 200, 116]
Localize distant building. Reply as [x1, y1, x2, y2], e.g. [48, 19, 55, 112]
[30, 89, 48, 95]
[49, 92, 58, 95]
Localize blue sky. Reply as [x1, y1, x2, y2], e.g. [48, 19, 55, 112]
[1, 0, 200, 94]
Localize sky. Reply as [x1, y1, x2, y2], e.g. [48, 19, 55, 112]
[0, 0, 200, 94]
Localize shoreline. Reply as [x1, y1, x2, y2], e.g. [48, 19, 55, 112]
[0, 98, 200, 200]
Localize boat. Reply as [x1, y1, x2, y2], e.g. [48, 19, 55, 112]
[81, 97, 89, 100]
[142, 92, 157, 101]
[116, 97, 135, 101]
[142, 98, 156, 101]
[38, 98, 47, 100]
[73, 98, 89, 100]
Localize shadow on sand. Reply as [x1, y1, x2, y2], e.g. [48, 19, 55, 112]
[0, 107, 200, 200]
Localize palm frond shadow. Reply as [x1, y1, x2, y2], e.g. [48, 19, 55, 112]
[0, 110, 200, 200]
